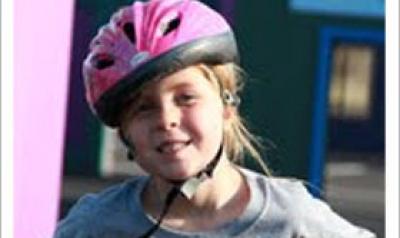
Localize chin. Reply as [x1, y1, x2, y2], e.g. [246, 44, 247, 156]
[160, 166, 199, 181]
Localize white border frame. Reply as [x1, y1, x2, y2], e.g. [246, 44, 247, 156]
[2, 1, 398, 237]
[385, 0, 399, 237]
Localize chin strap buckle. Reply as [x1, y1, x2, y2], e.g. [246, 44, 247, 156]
[139, 143, 224, 238]
[179, 173, 209, 199]
[176, 142, 224, 199]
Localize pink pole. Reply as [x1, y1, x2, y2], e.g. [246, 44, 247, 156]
[14, 0, 74, 237]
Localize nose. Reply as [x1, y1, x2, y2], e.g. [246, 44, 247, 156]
[155, 103, 180, 131]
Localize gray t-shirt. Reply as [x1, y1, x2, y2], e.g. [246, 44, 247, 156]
[54, 168, 375, 238]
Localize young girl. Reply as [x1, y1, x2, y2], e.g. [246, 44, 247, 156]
[55, 0, 376, 237]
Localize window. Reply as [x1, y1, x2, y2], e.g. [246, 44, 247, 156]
[329, 44, 375, 120]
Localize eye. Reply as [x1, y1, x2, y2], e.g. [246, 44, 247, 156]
[140, 102, 155, 111]
[131, 101, 156, 116]
[137, 103, 151, 111]
[176, 93, 198, 106]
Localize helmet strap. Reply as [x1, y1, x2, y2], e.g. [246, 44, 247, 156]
[171, 142, 223, 199]
[138, 142, 224, 238]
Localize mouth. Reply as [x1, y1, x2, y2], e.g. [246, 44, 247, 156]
[156, 140, 191, 154]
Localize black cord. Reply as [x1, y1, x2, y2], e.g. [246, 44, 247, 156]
[137, 143, 223, 237]
[138, 187, 180, 238]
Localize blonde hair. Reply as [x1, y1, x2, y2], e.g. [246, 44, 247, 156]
[197, 63, 270, 176]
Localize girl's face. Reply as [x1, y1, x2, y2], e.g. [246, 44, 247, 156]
[123, 66, 228, 180]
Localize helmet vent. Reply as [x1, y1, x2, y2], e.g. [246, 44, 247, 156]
[92, 54, 115, 69]
[162, 17, 180, 36]
[123, 22, 136, 44]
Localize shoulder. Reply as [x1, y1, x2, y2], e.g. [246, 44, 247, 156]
[240, 168, 310, 201]
[54, 176, 148, 238]
[240, 169, 376, 238]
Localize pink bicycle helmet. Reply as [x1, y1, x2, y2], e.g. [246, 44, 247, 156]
[83, 0, 239, 127]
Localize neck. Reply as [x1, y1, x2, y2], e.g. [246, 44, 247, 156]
[142, 156, 248, 222]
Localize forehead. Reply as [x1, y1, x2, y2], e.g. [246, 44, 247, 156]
[138, 65, 219, 97]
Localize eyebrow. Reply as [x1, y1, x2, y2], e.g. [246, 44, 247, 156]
[131, 79, 200, 105]
[168, 81, 197, 91]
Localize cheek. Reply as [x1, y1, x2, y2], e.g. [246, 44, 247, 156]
[187, 105, 224, 141]
[126, 125, 154, 167]
[125, 123, 148, 149]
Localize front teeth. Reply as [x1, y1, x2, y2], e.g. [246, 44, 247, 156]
[158, 141, 190, 154]
[161, 143, 185, 153]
